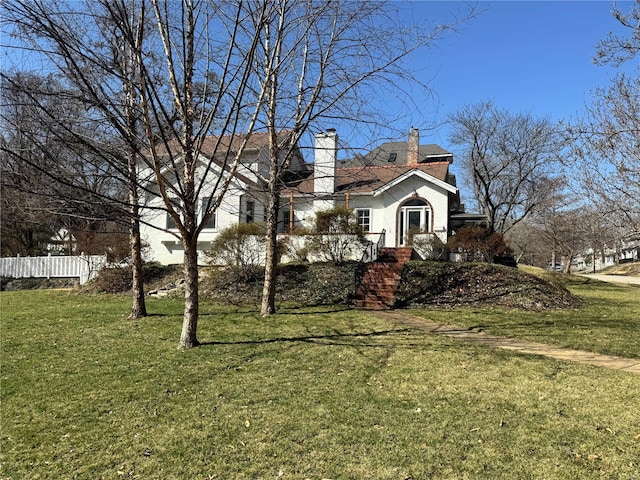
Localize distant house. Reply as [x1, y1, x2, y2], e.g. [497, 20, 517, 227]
[140, 128, 478, 265]
[568, 232, 640, 272]
[620, 233, 640, 263]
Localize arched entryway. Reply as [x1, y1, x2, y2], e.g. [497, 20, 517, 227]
[397, 197, 431, 246]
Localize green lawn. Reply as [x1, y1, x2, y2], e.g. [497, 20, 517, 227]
[1, 289, 639, 479]
[409, 279, 640, 359]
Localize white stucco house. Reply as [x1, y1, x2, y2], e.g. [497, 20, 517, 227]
[140, 128, 476, 265]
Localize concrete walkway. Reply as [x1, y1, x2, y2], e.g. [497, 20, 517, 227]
[375, 310, 640, 374]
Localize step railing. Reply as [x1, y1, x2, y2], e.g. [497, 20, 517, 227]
[360, 229, 386, 263]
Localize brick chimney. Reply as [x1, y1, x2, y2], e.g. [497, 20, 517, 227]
[408, 127, 419, 166]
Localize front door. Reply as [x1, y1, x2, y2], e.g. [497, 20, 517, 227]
[398, 205, 429, 246]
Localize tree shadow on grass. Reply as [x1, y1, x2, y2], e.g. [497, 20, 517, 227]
[275, 305, 354, 315]
[198, 327, 415, 348]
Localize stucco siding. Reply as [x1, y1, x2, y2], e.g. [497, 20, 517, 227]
[140, 182, 243, 265]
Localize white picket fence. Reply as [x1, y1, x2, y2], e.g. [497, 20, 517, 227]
[0, 254, 107, 284]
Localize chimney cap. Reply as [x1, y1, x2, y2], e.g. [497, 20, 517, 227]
[325, 128, 336, 134]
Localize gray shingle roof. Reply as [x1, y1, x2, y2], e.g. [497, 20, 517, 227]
[284, 163, 451, 196]
[339, 142, 452, 168]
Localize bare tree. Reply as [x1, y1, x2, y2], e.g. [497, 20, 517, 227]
[505, 217, 549, 267]
[564, 1, 640, 233]
[131, 0, 268, 348]
[3, 0, 476, 341]
[566, 77, 640, 232]
[1, 74, 60, 256]
[542, 209, 588, 274]
[448, 101, 563, 234]
[3, 0, 268, 346]
[0, 72, 130, 258]
[235, 0, 476, 315]
[102, 0, 149, 318]
[3, 0, 152, 317]
[594, 0, 640, 67]
[578, 206, 624, 273]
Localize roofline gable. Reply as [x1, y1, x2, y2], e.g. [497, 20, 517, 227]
[152, 153, 254, 190]
[372, 168, 457, 196]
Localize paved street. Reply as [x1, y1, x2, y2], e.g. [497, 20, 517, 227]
[577, 273, 640, 285]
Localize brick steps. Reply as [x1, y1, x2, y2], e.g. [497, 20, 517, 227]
[378, 247, 414, 263]
[353, 248, 414, 310]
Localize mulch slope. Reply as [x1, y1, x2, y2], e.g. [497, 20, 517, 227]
[204, 261, 580, 311]
[395, 261, 582, 311]
[202, 262, 366, 306]
[69, 260, 581, 311]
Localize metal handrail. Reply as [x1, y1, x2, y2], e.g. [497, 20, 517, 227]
[361, 229, 386, 263]
[377, 229, 386, 256]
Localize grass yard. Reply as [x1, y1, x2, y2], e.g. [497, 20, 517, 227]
[1, 289, 639, 479]
[410, 277, 640, 360]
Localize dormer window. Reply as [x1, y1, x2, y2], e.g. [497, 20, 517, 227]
[388, 152, 397, 163]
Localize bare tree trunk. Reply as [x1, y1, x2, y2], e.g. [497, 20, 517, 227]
[126, 91, 147, 319]
[260, 181, 279, 316]
[179, 236, 199, 348]
[128, 204, 147, 319]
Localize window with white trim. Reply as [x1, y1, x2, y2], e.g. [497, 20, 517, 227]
[201, 197, 217, 229]
[355, 208, 371, 233]
[166, 213, 178, 230]
[279, 208, 291, 233]
[245, 200, 255, 224]
[165, 197, 181, 229]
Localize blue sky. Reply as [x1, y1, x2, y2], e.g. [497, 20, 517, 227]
[2, 0, 632, 159]
[386, 0, 634, 146]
